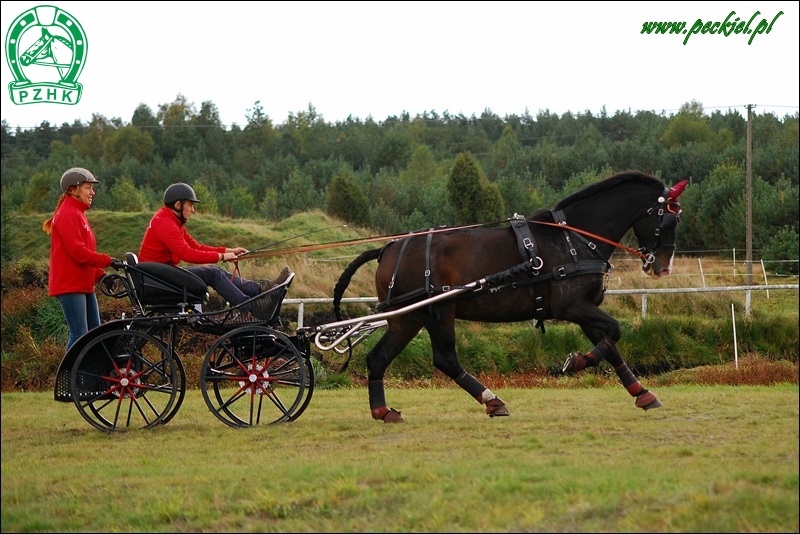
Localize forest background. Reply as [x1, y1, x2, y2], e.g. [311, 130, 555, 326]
[1, 95, 798, 270]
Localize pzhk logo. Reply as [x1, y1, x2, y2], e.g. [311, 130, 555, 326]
[5, 5, 87, 106]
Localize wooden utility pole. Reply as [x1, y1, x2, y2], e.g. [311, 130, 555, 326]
[746, 104, 753, 286]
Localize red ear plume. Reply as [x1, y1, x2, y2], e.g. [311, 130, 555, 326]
[668, 180, 688, 200]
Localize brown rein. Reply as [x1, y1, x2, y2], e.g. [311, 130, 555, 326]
[226, 218, 647, 274]
[233, 222, 491, 261]
[530, 221, 648, 260]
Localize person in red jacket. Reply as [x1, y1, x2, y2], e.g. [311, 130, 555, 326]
[138, 182, 290, 308]
[43, 168, 120, 349]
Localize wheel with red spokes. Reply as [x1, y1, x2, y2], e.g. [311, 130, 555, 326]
[200, 326, 306, 428]
[70, 329, 179, 432]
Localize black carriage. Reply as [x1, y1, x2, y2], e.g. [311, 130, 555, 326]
[53, 253, 315, 432]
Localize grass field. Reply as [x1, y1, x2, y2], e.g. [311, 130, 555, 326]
[2, 385, 798, 532]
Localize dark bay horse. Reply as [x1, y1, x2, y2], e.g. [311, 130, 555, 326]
[332, 170, 688, 422]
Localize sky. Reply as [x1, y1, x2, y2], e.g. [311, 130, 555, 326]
[1, 1, 798, 130]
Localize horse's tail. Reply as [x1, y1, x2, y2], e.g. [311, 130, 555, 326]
[331, 247, 382, 374]
[333, 247, 382, 321]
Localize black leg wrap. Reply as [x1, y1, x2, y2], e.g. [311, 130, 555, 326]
[368, 380, 386, 410]
[455, 371, 486, 399]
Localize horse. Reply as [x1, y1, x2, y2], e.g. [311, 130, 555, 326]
[332, 170, 688, 423]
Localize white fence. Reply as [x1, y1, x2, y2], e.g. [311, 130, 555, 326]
[283, 284, 798, 327]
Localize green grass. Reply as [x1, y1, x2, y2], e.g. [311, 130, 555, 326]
[2, 385, 798, 532]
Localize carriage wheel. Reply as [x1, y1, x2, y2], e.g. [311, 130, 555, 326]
[200, 326, 306, 428]
[70, 329, 179, 433]
[160, 350, 186, 425]
[287, 354, 314, 421]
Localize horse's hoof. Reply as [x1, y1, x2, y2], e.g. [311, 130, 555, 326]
[635, 390, 662, 410]
[485, 396, 510, 417]
[562, 352, 586, 374]
[382, 408, 404, 423]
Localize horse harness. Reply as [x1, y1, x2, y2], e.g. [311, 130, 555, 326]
[375, 185, 682, 329]
[376, 216, 613, 333]
[506, 212, 612, 333]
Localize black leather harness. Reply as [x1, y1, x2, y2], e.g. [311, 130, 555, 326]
[375, 216, 612, 332]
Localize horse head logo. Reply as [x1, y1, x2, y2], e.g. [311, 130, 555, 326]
[4, 5, 87, 106]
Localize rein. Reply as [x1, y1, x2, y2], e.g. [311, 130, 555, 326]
[233, 221, 498, 261]
[530, 221, 649, 261]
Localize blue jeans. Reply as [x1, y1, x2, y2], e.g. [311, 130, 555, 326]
[57, 292, 101, 350]
[184, 265, 261, 306]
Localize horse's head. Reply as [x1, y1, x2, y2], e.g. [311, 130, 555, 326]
[632, 180, 687, 278]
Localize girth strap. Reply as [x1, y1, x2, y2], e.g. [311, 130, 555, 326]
[510, 213, 542, 273]
[425, 228, 434, 299]
[510, 213, 545, 332]
[385, 233, 414, 307]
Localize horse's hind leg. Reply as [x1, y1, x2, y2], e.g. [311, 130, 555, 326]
[425, 316, 509, 418]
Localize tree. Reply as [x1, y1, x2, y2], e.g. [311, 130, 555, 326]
[110, 176, 148, 212]
[326, 171, 370, 227]
[661, 102, 715, 149]
[70, 114, 113, 162]
[487, 125, 523, 181]
[22, 170, 54, 213]
[103, 126, 155, 164]
[279, 168, 324, 217]
[447, 152, 505, 225]
[219, 184, 256, 219]
[762, 227, 799, 275]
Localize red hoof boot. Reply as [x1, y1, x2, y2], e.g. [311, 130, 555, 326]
[562, 352, 587, 374]
[382, 408, 404, 423]
[372, 406, 404, 423]
[485, 396, 510, 417]
[635, 390, 662, 410]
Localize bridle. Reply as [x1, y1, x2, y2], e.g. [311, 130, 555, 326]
[633, 187, 683, 269]
[531, 180, 687, 269]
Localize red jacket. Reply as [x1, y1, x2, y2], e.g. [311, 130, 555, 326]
[138, 206, 224, 266]
[48, 195, 112, 296]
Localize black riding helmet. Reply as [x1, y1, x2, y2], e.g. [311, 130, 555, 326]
[164, 183, 200, 224]
[163, 182, 201, 206]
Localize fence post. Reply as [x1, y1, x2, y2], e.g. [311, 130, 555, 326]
[698, 258, 706, 288]
[297, 302, 305, 328]
[732, 303, 739, 369]
[641, 294, 647, 318]
[761, 259, 769, 298]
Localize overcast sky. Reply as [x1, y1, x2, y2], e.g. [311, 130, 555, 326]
[2, 1, 798, 130]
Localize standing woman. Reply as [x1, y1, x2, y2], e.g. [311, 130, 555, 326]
[42, 167, 117, 349]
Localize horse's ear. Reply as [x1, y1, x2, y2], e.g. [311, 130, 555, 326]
[668, 180, 688, 200]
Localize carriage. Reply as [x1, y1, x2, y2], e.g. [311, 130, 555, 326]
[54, 171, 688, 432]
[52, 251, 318, 431]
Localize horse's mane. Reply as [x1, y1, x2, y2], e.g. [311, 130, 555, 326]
[553, 171, 664, 211]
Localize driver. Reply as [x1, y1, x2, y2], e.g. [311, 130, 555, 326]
[138, 182, 290, 308]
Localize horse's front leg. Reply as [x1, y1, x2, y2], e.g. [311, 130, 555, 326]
[561, 307, 662, 411]
[425, 315, 509, 418]
[366, 318, 420, 423]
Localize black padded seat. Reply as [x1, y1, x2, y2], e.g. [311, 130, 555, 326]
[129, 262, 208, 306]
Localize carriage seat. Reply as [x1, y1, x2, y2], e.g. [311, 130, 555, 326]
[124, 252, 208, 308]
